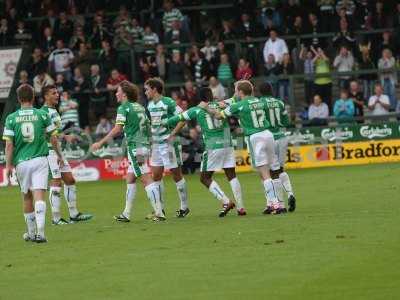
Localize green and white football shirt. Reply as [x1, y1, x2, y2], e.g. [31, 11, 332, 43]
[147, 96, 182, 144]
[2, 107, 56, 165]
[259, 96, 289, 140]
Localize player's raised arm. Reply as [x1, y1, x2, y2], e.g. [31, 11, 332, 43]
[167, 107, 199, 141]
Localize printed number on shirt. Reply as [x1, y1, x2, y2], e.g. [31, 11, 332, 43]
[205, 114, 222, 130]
[268, 108, 282, 127]
[250, 110, 266, 128]
[21, 122, 35, 143]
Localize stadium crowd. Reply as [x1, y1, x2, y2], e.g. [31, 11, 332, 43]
[2, 0, 400, 170]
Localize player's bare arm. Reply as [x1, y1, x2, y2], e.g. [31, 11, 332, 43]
[50, 134, 65, 168]
[91, 124, 123, 151]
[4, 139, 14, 185]
[168, 121, 186, 143]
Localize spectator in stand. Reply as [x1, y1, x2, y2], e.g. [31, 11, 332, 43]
[59, 90, 80, 129]
[167, 50, 186, 83]
[264, 54, 279, 95]
[162, 0, 184, 33]
[14, 20, 32, 46]
[0, 17, 12, 46]
[235, 58, 253, 80]
[336, 0, 356, 17]
[155, 44, 167, 80]
[165, 20, 190, 45]
[287, 15, 306, 71]
[358, 42, 376, 101]
[333, 46, 354, 89]
[98, 40, 118, 77]
[69, 26, 87, 51]
[113, 24, 133, 76]
[209, 76, 226, 101]
[142, 25, 159, 56]
[276, 53, 294, 102]
[259, 0, 282, 31]
[375, 31, 396, 59]
[348, 80, 365, 119]
[69, 6, 85, 32]
[312, 47, 332, 109]
[90, 12, 112, 49]
[139, 57, 159, 82]
[282, 0, 303, 30]
[27, 48, 47, 80]
[41, 27, 56, 58]
[73, 43, 94, 78]
[237, 12, 260, 40]
[127, 17, 144, 45]
[201, 39, 216, 62]
[308, 94, 329, 126]
[318, 0, 335, 32]
[95, 116, 113, 139]
[368, 83, 391, 116]
[48, 39, 74, 82]
[113, 5, 131, 29]
[40, 8, 57, 33]
[71, 67, 90, 129]
[263, 29, 288, 64]
[54, 11, 74, 43]
[378, 49, 397, 110]
[189, 49, 210, 87]
[219, 20, 236, 42]
[307, 13, 325, 48]
[333, 89, 355, 123]
[299, 46, 314, 103]
[372, 1, 388, 29]
[33, 70, 55, 102]
[18, 70, 30, 86]
[217, 53, 233, 86]
[332, 19, 356, 50]
[335, 6, 353, 31]
[55, 73, 71, 94]
[181, 80, 199, 107]
[89, 64, 108, 120]
[107, 69, 128, 93]
[354, 0, 373, 30]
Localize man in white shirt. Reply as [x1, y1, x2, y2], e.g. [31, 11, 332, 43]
[263, 30, 288, 63]
[48, 39, 74, 81]
[308, 94, 329, 125]
[368, 83, 391, 116]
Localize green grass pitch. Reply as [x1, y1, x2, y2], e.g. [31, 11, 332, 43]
[1, 163, 400, 300]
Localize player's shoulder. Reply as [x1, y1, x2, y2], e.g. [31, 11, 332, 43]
[132, 102, 146, 112]
[162, 96, 175, 105]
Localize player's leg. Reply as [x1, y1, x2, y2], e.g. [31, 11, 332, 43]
[150, 143, 166, 212]
[269, 140, 286, 213]
[168, 143, 189, 217]
[248, 132, 279, 213]
[200, 148, 235, 217]
[277, 137, 296, 212]
[16, 160, 37, 241]
[47, 152, 68, 225]
[140, 173, 165, 221]
[222, 147, 245, 215]
[223, 168, 246, 215]
[31, 157, 50, 242]
[115, 170, 137, 222]
[62, 166, 93, 222]
[22, 191, 36, 241]
[170, 166, 190, 217]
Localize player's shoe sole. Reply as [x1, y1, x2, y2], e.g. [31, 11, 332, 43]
[70, 212, 93, 223]
[152, 215, 166, 222]
[114, 214, 130, 222]
[176, 208, 190, 218]
[237, 208, 247, 216]
[35, 235, 47, 243]
[288, 195, 296, 212]
[219, 202, 236, 217]
[52, 218, 70, 225]
[263, 206, 274, 215]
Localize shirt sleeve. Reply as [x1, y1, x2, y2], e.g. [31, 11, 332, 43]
[115, 105, 127, 125]
[223, 101, 241, 117]
[2, 115, 14, 140]
[168, 99, 183, 116]
[43, 113, 57, 135]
